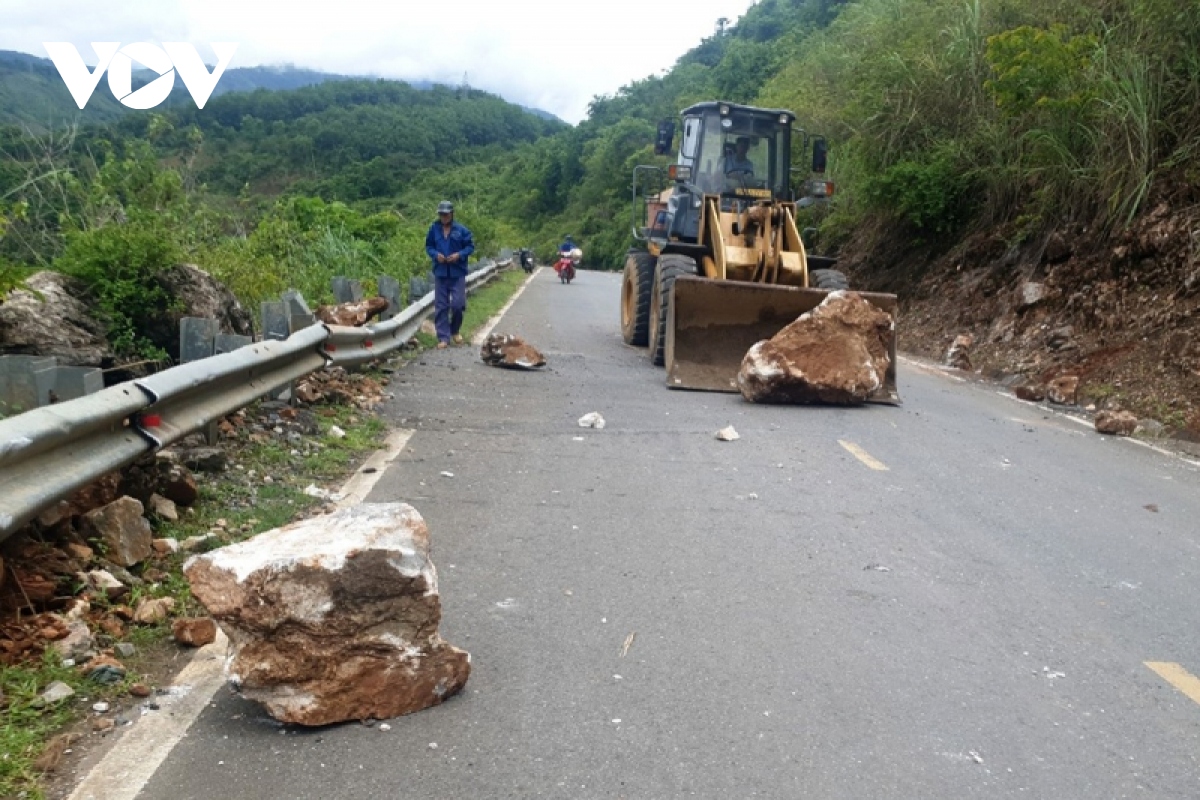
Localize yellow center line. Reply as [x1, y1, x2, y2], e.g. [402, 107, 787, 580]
[1145, 662, 1200, 706]
[838, 440, 889, 471]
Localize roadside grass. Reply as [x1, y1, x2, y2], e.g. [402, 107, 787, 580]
[2, 265, 527, 800]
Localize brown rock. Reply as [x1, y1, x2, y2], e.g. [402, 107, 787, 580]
[1014, 384, 1047, 402]
[480, 334, 547, 370]
[315, 296, 389, 327]
[92, 717, 116, 733]
[132, 596, 176, 624]
[129, 683, 152, 697]
[1047, 375, 1080, 405]
[184, 503, 471, 726]
[944, 333, 973, 371]
[65, 473, 123, 518]
[161, 464, 199, 507]
[1096, 410, 1138, 436]
[81, 497, 152, 568]
[172, 617, 217, 647]
[65, 543, 94, 562]
[737, 292, 893, 405]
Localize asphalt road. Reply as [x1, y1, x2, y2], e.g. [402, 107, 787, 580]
[137, 268, 1200, 799]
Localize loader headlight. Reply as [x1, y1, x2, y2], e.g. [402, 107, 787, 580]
[779, 114, 789, 124]
[719, 104, 730, 115]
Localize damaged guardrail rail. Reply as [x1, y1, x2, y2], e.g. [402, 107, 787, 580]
[0, 262, 502, 538]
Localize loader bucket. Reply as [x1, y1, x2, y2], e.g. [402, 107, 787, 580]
[664, 276, 901, 403]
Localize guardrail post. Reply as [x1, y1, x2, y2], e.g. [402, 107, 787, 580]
[378, 275, 401, 321]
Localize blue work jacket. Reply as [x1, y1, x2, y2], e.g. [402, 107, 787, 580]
[426, 221, 475, 278]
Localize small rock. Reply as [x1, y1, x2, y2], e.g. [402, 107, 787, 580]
[81, 496, 153, 567]
[148, 494, 179, 522]
[379, 723, 392, 732]
[152, 538, 180, 555]
[92, 701, 110, 713]
[64, 543, 94, 562]
[715, 426, 740, 441]
[83, 569, 127, 601]
[180, 533, 217, 552]
[1017, 282, 1048, 310]
[1014, 384, 1046, 402]
[129, 683, 152, 698]
[172, 617, 218, 647]
[161, 463, 199, 507]
[1047, 375, 1079, 405]
[440, 471, 455, 478]
[114, 642, 136, 659]
[92, 718, 116, 733]
[178, 446, 228, 473]
[133, 596, 176, 624]
[944, 333, 973, 371]
[329, 425, 347, 439]
[40, 681, 76, 705]
[51, 621, 97, 662]
[578, 412, 606, 429]
[1096, 409, 1138, 436]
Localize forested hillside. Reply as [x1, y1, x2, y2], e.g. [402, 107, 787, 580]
[2, 0, 1198, 425]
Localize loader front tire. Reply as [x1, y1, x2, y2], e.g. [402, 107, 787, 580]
[621, 250, 656, 346]
[648, 253, 698, 367]
[810, 268, 850, 291]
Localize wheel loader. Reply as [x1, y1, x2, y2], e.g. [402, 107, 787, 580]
[621, 101, 899, 402]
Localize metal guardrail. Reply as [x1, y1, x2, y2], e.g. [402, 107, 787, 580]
[0, 261, 503, 538]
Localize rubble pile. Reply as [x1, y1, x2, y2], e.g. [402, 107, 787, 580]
[293, 367, 389, 409]
[315, 296, 390, 327]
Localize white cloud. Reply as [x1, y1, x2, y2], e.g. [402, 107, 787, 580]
[0, 0, 757, 122]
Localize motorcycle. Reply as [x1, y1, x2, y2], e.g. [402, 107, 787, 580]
[555, 248, 581, 284]
[519, 249, 534, 274]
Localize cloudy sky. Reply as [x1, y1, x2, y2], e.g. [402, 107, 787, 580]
[0, 0, 758, 123]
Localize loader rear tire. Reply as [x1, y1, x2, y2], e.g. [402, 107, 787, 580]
[621, 250, 655, 346]
[648, 253, 698, 367]
[810, 268, 850, 291]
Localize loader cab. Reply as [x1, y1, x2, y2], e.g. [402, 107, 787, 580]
[661, 102, 795, 245]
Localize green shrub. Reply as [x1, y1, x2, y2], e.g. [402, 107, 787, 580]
[56, 220, 182, 357]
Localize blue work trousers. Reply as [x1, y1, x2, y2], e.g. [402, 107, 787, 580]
[434, 274, 467, 342]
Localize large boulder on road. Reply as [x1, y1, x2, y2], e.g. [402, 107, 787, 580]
[737, 291, 893, 405]
[0, 271, 113, 366]
[184, 503, 470, 726]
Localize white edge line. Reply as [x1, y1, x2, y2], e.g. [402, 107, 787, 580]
[67, 426, 420, 798]
[471, 267, 540, 346]
[337, 428, 415, 507]
[67, 631, 230, 800]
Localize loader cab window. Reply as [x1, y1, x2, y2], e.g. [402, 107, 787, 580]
[697, 108, 791, 200]
[680, 117, 701, 161]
